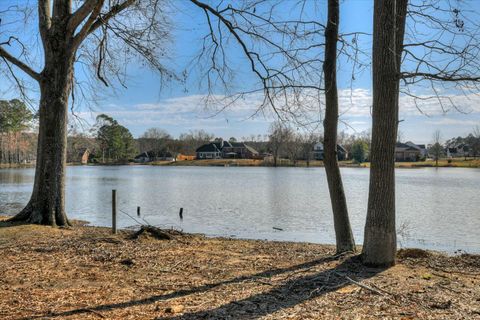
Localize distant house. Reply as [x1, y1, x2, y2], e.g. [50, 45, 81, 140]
[446, 144, 472, 158]
[395, 142, 421, 161]
[222, 142, 259, 159]
[196, 140, 259, 159]
[196, 143, 223, 159]
[68, 148, 90, 164]
[405, 141, 427, 158]
[134, 151, 155, 163]
[134, 150, 174, 163]
[312, 142, 348, 161]
[176, 154, 196, 161]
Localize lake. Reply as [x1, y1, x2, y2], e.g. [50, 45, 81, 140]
[1, 166, 479, 253]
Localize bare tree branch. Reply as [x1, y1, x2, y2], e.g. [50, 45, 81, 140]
[68, 0, 99, 32]
[38, 0, 51, 43]
[72, 0, 106, 49]
[0, 38, 40, 81]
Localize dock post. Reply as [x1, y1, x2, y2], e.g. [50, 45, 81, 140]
[112, 190, 117, 234]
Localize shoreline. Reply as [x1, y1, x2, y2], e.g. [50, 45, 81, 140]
[2, 158, 479, 169]
[1, 218, 479, 319]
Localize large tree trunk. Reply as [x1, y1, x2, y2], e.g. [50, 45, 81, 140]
[11, 47, 73, 226]
[362, 0, 407, 266]
[323, 0, 356, 254]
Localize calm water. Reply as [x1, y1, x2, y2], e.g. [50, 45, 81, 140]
[1, 166, 479, 253]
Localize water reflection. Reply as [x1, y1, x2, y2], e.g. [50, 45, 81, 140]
[1, 166, 479, 253]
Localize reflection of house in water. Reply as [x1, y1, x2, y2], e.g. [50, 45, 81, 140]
[312, 142, 348, 161]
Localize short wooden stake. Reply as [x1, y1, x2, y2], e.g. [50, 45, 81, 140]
[179, 208, 183, 219]
[112, 189, 117, 234]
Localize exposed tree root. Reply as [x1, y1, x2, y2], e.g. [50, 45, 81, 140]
[9, 202, 71, 227]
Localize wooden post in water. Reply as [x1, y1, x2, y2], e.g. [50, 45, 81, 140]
[112, 189, 117, 234]
[137, 206, 141, 217]
[179, 208, 183, 220]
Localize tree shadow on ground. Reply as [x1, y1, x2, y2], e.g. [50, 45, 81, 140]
[25, 254, 385, 319]
[161, 255, 383, 319]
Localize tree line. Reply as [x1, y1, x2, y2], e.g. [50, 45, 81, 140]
[0, 100, 36, 164]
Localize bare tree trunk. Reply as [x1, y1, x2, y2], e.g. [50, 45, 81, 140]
[362, 0, 407, 266]
[273, 148, 278, 167]
[11, 44, 73, 226]
[323, 0, 356, 254]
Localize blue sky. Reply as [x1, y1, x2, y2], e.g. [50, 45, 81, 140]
[1, 0, 479, 144]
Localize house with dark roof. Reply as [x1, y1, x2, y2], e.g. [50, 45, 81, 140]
[195, 143, 223, 159]
[312, 142, 348, 161]
[134, 151, 155, 163]
[195, 140, 259, 159]
[134, 150, 175, 163]
[395, 142, 421, 161]
[405, 141, 427, 158]
[446, 143, 472, 158]
[222, 142, 259, 159]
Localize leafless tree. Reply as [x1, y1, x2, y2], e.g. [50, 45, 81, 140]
[268, 121, 292, 167]
[138, 128, 172, 160]
[0, 1, 327, 226]
[299, 132, 319, 167]
[322, 0, 356, 253]
[362, 0, 408, 267]
[430, 129, 443, 166]
[363, 0, 480, 266]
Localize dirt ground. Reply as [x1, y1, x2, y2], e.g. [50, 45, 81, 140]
[0, 217, 479, 320]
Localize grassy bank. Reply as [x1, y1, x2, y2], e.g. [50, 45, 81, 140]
[0, 163, 35, 169]
[150, 159, 350, 168]
[149, 158, 480, 168]
[1, 217, 479, 319]
[358, 158, 480, 168]
[3, 158, 478, 169]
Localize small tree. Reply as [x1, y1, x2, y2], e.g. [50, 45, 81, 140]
[299, 133, 319, 167]
[430, 130, 444, 167]
[268, 121, 292, 167]
[351, 141, 368, 163]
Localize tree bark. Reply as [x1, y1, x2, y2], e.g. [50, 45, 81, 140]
[10, 33, 74, 226]
[323, 0, 356, 254]
[362, 0, 407, 266]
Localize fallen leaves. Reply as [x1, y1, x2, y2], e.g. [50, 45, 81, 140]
[0, 219, 478, 319]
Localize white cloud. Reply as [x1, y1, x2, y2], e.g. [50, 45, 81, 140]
[70, 88, 480, 137]
[425, 118, 480, 126]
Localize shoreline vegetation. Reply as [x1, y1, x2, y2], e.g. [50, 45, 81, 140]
[1, 158, 480, 169]
[0, 217, 479, 319]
